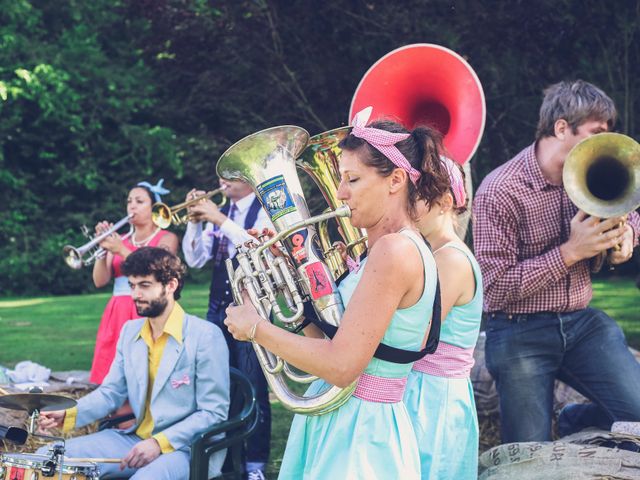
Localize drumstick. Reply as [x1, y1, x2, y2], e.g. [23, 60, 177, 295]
[64, 457, 122, 463]
[0, 386, 10, 395]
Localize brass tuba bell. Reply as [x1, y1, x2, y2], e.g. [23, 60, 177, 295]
[349, 43, 486, 239]
[563, 132, 640, 218]
[563, 132, 640, 271]
[297, 126, 367, 278]
[216, 126, 356, 415]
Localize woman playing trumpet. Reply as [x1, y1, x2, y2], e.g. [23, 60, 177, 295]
[224, 108, 450, 479]
[90, 180, 178, 384]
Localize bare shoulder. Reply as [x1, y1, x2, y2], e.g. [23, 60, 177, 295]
[435, 245, 476, 304]
[158, 231, 180, 254]
[435, 243, 470, 265]
[436, 244, 473, 272]
[162, 231, 179, 243]
[366, 232, 423, 276]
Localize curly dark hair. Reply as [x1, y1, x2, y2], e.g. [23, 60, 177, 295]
[121, 247, 187, 300]
[339, 119, 452, 219]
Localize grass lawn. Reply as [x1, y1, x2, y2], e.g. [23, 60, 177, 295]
[591, 278, 640, 348]
[1, 277, 638, 475]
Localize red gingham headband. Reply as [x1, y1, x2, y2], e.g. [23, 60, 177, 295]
[351, 107, 421, 186]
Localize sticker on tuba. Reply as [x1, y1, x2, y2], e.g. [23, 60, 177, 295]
[256, 175, 297, 222]
[304, 261, 333, 300]
[287, 229, 308, 265]
[8, 467, 25, 480]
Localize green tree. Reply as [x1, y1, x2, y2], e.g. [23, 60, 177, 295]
[0, 0, 180, 294]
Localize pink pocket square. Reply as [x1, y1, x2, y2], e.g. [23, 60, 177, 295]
[171, 373, 191, 389]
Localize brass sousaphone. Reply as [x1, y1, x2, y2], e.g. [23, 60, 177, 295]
[349, 43, 486, 238]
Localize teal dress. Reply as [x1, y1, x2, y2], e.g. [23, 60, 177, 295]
[404, 242, 483, 480]
[278, 230, 438, 479]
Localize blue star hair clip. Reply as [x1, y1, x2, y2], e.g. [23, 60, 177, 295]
[137, 178, 171, 203]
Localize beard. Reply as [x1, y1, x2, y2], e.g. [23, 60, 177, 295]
[134, 289, 169, 318]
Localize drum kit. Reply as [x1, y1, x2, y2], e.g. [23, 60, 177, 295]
[0, 390, 118, 479]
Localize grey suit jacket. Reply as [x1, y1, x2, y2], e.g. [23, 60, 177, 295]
[75, 310, 230, 475]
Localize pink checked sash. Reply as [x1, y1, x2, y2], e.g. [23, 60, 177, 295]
[353, 373, 407, 403]
[412, 341, 475, 378]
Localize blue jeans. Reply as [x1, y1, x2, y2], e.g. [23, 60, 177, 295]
[208, 307, 271, 469]
[485, 307, 640, 443]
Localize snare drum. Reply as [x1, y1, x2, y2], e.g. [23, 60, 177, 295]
[0, 453, 99, 479]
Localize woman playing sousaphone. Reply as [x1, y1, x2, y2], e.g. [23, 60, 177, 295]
[224, 107, 451, 479]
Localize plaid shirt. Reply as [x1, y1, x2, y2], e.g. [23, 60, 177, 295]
[473, 143, 640, 314]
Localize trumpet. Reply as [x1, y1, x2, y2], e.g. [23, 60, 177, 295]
[63, 215, 133, 269]
[151, 187, 228, 229]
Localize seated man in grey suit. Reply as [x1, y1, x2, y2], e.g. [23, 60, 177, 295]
[38, 247, 230, 479]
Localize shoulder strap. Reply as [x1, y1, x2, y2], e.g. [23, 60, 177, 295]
[295, 236, 441, 364]
[433, 240, 458, 254]
[377, 234, 441, 363]
[148, 229, 169, 247]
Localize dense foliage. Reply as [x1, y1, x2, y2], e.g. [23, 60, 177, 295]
[2, 0, 639, 295]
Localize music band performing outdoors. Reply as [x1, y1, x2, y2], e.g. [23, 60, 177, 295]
[1, 29, 640, 480]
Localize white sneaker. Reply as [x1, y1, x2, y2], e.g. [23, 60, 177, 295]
[247, 469, 266, 480]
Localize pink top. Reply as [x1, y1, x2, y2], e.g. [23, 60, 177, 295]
[112, 229, 169, 277]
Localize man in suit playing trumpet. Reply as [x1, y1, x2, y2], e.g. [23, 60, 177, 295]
[38, 247, 230, 479]
[182, 178, 272, 480]
[474, 79, 640, 444]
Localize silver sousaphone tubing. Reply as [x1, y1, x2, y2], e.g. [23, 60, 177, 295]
[216, 126, 357, 415]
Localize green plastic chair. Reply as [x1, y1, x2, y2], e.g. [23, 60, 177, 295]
[190, 367, 258, 480]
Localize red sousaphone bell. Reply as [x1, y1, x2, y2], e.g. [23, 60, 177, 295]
[349, 43, 486, 165]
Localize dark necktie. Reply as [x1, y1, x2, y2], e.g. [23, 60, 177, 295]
[213, 203, 238, 267]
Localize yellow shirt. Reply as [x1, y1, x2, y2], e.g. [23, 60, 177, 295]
[64, 303, 185, 454]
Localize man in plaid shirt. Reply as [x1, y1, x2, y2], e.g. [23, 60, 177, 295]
[473, 80, 640, 443]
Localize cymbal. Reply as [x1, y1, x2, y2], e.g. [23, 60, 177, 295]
[0, 393, 77, 413]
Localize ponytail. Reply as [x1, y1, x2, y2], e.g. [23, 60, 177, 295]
[411, 127, 451, 216]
